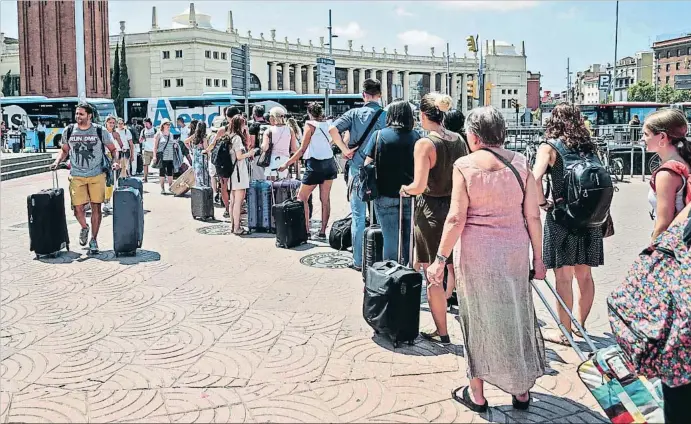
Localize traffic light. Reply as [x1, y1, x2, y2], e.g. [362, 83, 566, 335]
[509, 99, 516, 108]
[466, 80, 476, 99]
[466, 36, 477, 53]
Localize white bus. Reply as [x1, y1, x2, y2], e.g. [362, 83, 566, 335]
[0, 96, 116, 148]
[123, 91, 364, 134]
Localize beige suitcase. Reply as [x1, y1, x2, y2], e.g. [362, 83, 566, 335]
[170, 167, 195, 197]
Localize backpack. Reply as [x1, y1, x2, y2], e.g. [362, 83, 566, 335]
[607, 214, 691, 387]
[211, 128, 236, 174]
[546, 139, 614, 231]
[650, 160, 691, 206]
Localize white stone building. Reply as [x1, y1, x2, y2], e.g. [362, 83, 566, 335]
[606, 51, 654, 102]
[0, 33, 20, 96]
[482, 40, 528, 124]
[2, 3, 528, 117]
[109, 4, 527, 114]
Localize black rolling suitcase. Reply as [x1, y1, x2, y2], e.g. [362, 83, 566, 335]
[191, 159, 214, 221]
[113, 186, 144, 256]
[28, 170, 70, 258]
[364, 196, 421, 348]
[273, 199, 308, 249]
[362, 202, 383, 282]
[118, 177, 143, 202]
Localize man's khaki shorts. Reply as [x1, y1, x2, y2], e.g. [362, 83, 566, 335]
[142, 150, 154, 166]
[69, 174, 106, 206]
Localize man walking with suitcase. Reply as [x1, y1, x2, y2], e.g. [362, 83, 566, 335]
[51, 103, 119, 254]
[329, 79, 387, 271]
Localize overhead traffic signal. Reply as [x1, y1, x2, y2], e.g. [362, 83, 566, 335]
[509, 98, 517, 108]
[466, 80, 477, 99]
[466, 36, 477, 53]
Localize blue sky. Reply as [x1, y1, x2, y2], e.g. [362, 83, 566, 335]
[2, 1, 690, 93]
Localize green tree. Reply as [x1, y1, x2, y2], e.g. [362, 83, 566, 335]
[627, 80, 655, 102]
[111, 43, 120, 115]
[672, 89, 691, 103]
[118, 38, 130, 119]
[1, 70, 12, 96]
[658, 84, 676, 104]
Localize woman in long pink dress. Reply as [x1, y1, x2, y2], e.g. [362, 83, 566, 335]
[427, 106, 546, 413]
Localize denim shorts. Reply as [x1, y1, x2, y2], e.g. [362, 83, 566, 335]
[302, 158, 338, 186]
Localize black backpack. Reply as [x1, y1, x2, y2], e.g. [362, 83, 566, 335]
[211, 128, 236, 174]
[547, 139, 614, 231]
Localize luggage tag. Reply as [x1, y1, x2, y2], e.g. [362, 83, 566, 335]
[385, 262, 403, 275]
[606, 354, 633, 381]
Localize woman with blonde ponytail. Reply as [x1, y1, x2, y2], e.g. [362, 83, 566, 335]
[400, 92, 469, 345]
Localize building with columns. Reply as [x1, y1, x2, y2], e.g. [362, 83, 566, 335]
[2, 3, 529, 120]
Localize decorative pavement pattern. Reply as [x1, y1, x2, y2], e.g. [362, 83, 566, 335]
[0, 170, 651, 423]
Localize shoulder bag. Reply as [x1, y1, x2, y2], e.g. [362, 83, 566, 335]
[357, 130, 381, 202]
[257, 127, 274, 168]
[153, 134, 171, 169]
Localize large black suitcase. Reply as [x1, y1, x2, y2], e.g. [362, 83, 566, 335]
[191, 159, 214, 221]
[118, 177, 143, 201]
[364, 196, 421, 348]
[273, 199, 308, 249]
[362, 202, 383, 282]
[113, 186, 144, 256]
[28, 171, 70, 258]
[191, 186, 214, 220]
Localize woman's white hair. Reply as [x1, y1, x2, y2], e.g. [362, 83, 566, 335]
[269, 107, 287, 125]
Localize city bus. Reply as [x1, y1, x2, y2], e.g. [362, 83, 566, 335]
[580, 102, 668, 126]
[0, 96, 116, 148]
[671, 102, 691, 121]
[123, 91, 364, 133]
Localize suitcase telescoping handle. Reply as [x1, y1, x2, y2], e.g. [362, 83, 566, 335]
[397, 194, 415, 267]
[52, 162, 68, 189]
[529, 277, 598, 362]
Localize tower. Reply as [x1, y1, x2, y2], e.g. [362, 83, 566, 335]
[18, 0, 111, 98]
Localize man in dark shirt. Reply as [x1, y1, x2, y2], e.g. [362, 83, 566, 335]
[248, 105, 267, 149]
[329, 78, 387, 271]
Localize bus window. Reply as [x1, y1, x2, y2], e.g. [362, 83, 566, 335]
[612, 108, 628, 125]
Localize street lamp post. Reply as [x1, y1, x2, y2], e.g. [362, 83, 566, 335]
[74, 0, 86, 100]
[446, 42, 451, 96]
[326, 9, 333, 116]
[611, 1, 620, 102]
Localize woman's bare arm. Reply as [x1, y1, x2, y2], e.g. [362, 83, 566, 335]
[401, 139, 434, 195]
[435, 167, 469, 258]
[524, 171, 544, 261]
[652, 171, 684, 239]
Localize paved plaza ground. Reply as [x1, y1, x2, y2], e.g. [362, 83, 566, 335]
[0, 169, 651, 423]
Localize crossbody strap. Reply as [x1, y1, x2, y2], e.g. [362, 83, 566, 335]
[480, 148, 525, 204]
[355, 108, 384, 149]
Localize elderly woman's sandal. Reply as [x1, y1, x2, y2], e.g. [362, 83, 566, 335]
[452, 386, 488, 413]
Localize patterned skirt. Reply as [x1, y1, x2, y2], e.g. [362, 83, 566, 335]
[543, 214, 604, 269]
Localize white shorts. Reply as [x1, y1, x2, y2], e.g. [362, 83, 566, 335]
[209, 164, 217, 178]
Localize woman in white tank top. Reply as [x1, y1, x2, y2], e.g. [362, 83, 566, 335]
[263, 107, 297, 180]
[278, 102, 339, 239]
[642, 108, 691, 241]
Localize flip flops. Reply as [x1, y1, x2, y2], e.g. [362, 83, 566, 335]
[451, 386, 488, 413]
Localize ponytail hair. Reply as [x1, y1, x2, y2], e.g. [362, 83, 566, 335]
[644, 108, 691, 165]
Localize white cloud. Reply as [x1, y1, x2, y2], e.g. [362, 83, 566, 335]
[397, 30, 445, 48]
[333, 22, 366, 39]
[438, 1, 538, 11]
[395, 6, 414, 17]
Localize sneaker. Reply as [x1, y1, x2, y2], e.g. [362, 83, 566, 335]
[420, 330, 451, 345]
[223, 210, 230, 219]
[102, 203, 112, 216]
[79, 226, 89, 246]
[88, 239, 99, 254]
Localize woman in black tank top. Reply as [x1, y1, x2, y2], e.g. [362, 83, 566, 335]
[400, 93, 468, 345]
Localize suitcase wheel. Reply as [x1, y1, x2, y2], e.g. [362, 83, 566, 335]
[393, 341, 400, 349]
